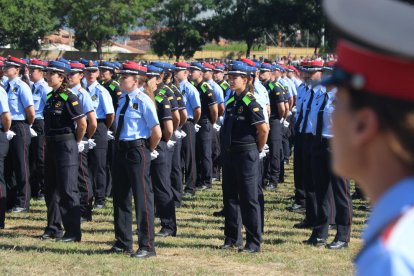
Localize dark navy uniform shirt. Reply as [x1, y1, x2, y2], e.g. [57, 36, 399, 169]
[157, 83, 178, 112]
[263, 81, 286, 119]
[167, 82, 186, 110]
[195, 81, 216, 122]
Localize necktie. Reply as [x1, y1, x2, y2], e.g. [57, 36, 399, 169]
[114, 95, 130, 141]
[5, 83, 11, 93]
[300, 89, 315, 133]
[315, 93, 329, 140]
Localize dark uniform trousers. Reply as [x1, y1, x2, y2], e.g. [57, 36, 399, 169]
[169, 133, 182, 206]
[222, 148, 262, 250]
[293, 133, 306, 206]
[44, 135, 81, 238]
[112, 142, 155, 251]
[196, 119, 213, 188]
[105, 121, 116, 197]
[29, 119, 45, 198]
[5, 121, 31, 209]
[0, 132, 9, 227]
[303, 133, 317, 225]
[181, 121, 197, 194]
[211, 122, 221, 179]
[151, 141, 176, 233]
[267, 118, 283, 185]
[78, 137, 93, 220]
[311, 138, 352, 241]
[257, 158, 265, 234]
[88, 121, 108, 205]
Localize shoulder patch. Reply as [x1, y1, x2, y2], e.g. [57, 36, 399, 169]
[242, 92, 256, 106]
[201, 82, 212, 93]
[155, 95, 163, 103]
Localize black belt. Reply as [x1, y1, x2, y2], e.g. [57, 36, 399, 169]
[187, 119, 195, 123]
[97, 119, 106, 123]
[11, 120, 26, 125]
[269, 116, 282, 120]
[226, 143, 257, 153]
[46, 133, 75, 143]
[115, 139, 146, 151]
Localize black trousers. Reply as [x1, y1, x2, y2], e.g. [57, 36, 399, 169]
[222, 148, 261, 250]
[78, 138, 93, 220]
[5, 121, 31, 209]
[0, 132, 9, 227]
[44, 136, 81, 238]
[181, 121, 197, 194]
[196, 120, 213, 188]
[310, 139, 352, 241]
[257, 158, 265, 234]
[281, 124, 290, 162]
[151, 141, 176, 233]
[267, 118, 282, 185]
[302, 134, 317, 225]
[112, 143, 154, 251]
[211, 124, 221, 179]
[293, 133, 306, 206]
[170, 134, 183, 205]
[29, 119, 45, 197]
[88, 121, 108, 205]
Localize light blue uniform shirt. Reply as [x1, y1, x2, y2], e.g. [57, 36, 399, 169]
[253, 80, 269, 123]
[5, 77, 34, 120]
[277, 77, 293, 99]
[299, 84, 322, 134]
[309, 87, 336, 138]
[207, 79, 224, 104]
[254, 79, 270, 105]
[0, 86, 10, 129]
[284, 76, 298, 97]
[356, 177, 414, 276]
[1, 76, 8, 87]
[294, 83, 308, 122]
[32, 79, 51, 119]
[70, 84, 95, 114]
[179, 80, 201, 119]
[116, 89, 159, 141]
[87, 81, 114, 119]
[291, 76, 303, 88]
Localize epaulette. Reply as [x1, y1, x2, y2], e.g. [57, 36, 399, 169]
[155, 94, 164, 103]
[242, 92, 257, 106]
[201, 82, 212, 93]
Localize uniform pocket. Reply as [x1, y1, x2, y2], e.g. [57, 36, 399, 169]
[125, 147, 142, 163]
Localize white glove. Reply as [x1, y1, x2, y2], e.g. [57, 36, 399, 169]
[88, 138, 96, 150]
[292, 106, 297, 113]
[287, 110, 292, 117]
[6, 130, 16, 141]
[167, 140, 176, 149]
[259, 151, 266, 159]
[174, 129, 182, 139]
[30, 127, 38, 137]
[78, 141, 88, 153]
[180, 130, 187, 138]
[283, 120, 290, 128]
[213, 123, 221, 132]
[263, 144, 270, 155]
[194, 124, 201, 133]
[107, 131, 115, 140]
[150, 150, 159, 160]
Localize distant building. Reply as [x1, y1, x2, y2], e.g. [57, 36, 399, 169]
[43, 29, 75, 46]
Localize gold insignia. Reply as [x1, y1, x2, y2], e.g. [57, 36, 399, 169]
[72, 101, 79, 106]
[165, 105, 170, 108]
[55, 101, 62, 108]
[238, 106, 244, 113]
[12, 88, 17, 93]
[168, 96, 174, 100]
[253, 107, 260, 112]
[208, 93, 212, 97]
[117, 92, 122, 95]
[276, 92, 280, 96]
[132, 103, 138, 110]
[91, 95, 97, 101]
[177, 97, 182, 100]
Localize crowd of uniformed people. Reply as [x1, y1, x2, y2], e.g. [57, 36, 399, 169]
[0, 53, 356, 258]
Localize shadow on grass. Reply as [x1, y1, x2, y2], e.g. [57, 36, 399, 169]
[0, 243, 110, 255]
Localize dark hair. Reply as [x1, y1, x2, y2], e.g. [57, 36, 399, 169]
[57, 72, 69, 90]
[348, 89, 414, 169]
[19, 66, 31, 87]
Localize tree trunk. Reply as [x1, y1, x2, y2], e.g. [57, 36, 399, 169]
[246, 40, 253, 58]
[96, 41, 103, 60]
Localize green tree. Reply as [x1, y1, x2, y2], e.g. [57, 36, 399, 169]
[66, 0, 153, 58]
[147, 0, 215, 61]
[0, 0, 59, 54]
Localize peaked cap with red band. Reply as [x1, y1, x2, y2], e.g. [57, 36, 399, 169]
[240, 58, 256, 67]
[120, 61, 147, 75]
[29, 59, 48, 70]
[174, 62, 190, 71]
[5, 56, 27, 67]
[323, 0, 414, 101]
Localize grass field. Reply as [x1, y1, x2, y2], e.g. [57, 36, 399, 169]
[0, 163, 368, 275]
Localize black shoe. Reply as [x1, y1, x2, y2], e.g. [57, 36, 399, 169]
[326, 240, 348, 250]
[213, 209, 224, 217]
[40, 230, 63, 240]
[80, 217, 92, 224]
[182, 192, 195, 198]
[0, 224, 4, 230]
[220, 243, 242, 250]
[105, 245, 134, 254]
[328, 224, 337, 230]
[93, 203, 105, 209]
[287, 203, 305, 212]
[303, 237, 327, 247]
[265, 184, 276, 191]
[56, 236, 81, 243]
[294, 220, 312, 229]
[11, 207, 28, 213]
[238, 246, 260, 253]
[174, 202, 182, 208]
[155, 228, 176, 237]
[131, 249, 156, 258]
[196, 185, 208, 191]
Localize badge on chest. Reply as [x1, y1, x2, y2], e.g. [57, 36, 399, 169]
[238, 106, 244, 114]
[54, 101, 63, 108]
[91, 95, 97, 101]
[132, 103, 138, 110]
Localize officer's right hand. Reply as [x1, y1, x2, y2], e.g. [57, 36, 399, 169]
[30, 127, 38, 137]
[213, 123, 221, 132]
[167, 140, 176, 149]
[174, 129, 182, 139]
[107, 131, 115, 140]
[150, 150, 159, 160]
[88, 138, 97, 149]
[259, 151, 266, 159]
[194, 124, 201, 133]
[78, 141, 88, 153]
[6, 130, 16, 141]
[180, 130, 187, 138]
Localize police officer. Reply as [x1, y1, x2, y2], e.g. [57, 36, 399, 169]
[41, 60, 87, 242]
[83, 60, 114, 208]
[3, 57, 35, 212]
[221, 63, 268, 253]
[188, 62, 218, 191]
[174, 62, 201, 197]
[68, 61, 97, 222]
[0, 85, 11, 229]
[108, 61, 161, 258]
[213, 64, 231, 100]
[28, 59, 51, 200]
[147, 65, 177, 237]
[323, 0, 414, 273]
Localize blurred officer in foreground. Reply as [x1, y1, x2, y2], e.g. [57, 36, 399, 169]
[3, 57, 35, 212]
[41, 61, 87, 242]
[221, 63, 268, 253]
[108, 61, 161, 258]
[323, 0, 414, 273]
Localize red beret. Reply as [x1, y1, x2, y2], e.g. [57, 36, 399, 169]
[240, 58, 256, 67]
[202, 62, 215, 71]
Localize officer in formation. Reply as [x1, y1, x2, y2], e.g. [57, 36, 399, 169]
[323, 0, 414, 273]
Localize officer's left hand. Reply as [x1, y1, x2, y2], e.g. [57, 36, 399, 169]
[259, 151, 266, 159]
[167, 140, 176, 149]
[213, 123, 221, 132]
[78, 141, 88, 153]
[30, 127, 38, 137]
[283, 120, 290, 128]
[107, 131, 115, 140]
[194, 124, 201, 133]
[6, 130, 16, 141]
[150, 150, 159, 160]
[88, 139, 97, 150]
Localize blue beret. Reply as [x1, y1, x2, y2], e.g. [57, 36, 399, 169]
[260, 63, 273, 72]
[46, 60, 71, 75]
[99, 61, 117, 71]
[81, 59, 99, 70]
[57, 57, 70, 64]
[112, 62, 122, 69]
[189, 62, 205, 71]
[146, 65, 163, 76]
[248, 66, 257, 76]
